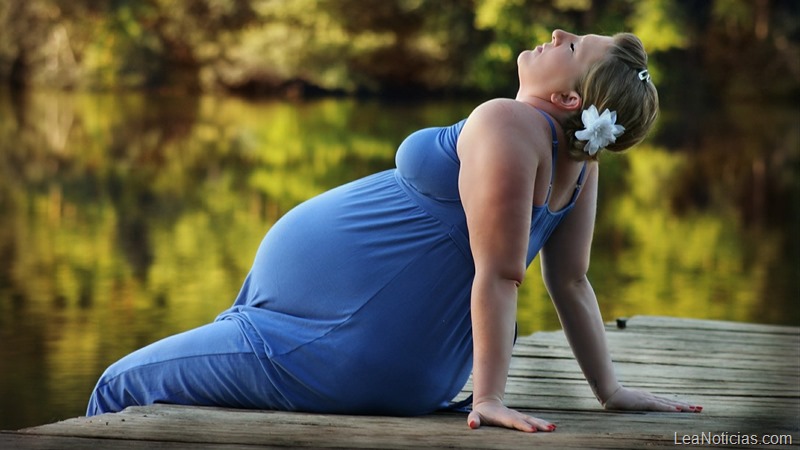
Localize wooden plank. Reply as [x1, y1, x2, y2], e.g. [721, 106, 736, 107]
[519, 329, 800, 353]
[6, 316, 798, 450]
[8, 404, 797, 450]
[619, 316, 800, 335]
[512, 348, 799, 372]
[0, 431, 285, 450]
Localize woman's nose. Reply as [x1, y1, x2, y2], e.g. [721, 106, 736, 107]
[552, 29, 573, 45]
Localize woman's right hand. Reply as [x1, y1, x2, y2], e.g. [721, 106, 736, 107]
[603, 386, 702, 413]
[467, 400, 557, 433]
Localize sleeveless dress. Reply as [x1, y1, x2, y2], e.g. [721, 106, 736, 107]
[86, 110, 586, 417]
[214, 109, 586, 415]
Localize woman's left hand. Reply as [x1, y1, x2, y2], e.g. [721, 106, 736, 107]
[467, 400, 557, 432]
[603, 386, 702, 413]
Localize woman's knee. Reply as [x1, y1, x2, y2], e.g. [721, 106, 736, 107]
[85, 321, 259, 415]
[86, 364, 136, 416]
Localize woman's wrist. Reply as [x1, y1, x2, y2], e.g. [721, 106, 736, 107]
[600, 384, 624, 407]
[471, 394, 504, 409]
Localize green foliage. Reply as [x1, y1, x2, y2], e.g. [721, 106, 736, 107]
[81, 5, 164, 89]
[2, 0, 795, 97]
[628, 0, 688, 52]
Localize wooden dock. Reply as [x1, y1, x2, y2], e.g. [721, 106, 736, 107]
[3, 316, 798, 449]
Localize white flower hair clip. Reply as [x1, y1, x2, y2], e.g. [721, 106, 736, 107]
[574, 105, 625, 156]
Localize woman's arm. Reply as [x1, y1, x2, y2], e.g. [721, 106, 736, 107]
[540, 164, 620, 402]
[457, 99, 556, 432]
[541, 164, 701, 412]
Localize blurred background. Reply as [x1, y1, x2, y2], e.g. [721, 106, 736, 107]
[0, 0, 798, 431]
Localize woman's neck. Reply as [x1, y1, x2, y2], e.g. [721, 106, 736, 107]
[514, 93, 570, 125]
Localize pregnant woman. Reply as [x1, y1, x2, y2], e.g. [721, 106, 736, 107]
[87, 29, 700, 433]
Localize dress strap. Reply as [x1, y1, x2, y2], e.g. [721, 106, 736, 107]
[534, 109, 559, 204]
[570, 162, 588, 203]
[534, 108, 587, 206]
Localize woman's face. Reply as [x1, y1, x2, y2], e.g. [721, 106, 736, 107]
[517, 29, 614, 99]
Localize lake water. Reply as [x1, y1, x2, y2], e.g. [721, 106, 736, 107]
[0, 88, 797, 430]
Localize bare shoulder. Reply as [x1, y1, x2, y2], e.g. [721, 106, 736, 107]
[465, 98, 543, 130]
[458, 98, 553, 159]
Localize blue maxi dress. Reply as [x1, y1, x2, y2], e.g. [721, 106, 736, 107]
[87, 110, 586, 417]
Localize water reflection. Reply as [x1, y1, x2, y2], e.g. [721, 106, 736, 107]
[0, 88, 796, 430]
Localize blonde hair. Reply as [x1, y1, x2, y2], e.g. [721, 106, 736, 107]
[564, 33, 659, 161]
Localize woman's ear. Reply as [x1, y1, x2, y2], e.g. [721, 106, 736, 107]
[550, 90, 582, 112]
